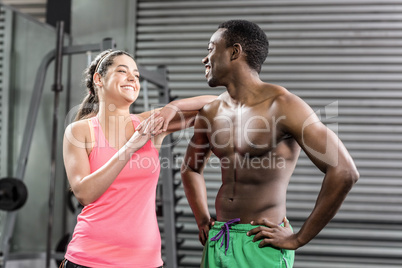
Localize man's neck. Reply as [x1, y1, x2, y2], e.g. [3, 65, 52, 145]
[226, 74, 264, 106]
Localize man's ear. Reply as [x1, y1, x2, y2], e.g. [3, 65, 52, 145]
[231, 43, 242, 61]
[93, 72, 102, 87]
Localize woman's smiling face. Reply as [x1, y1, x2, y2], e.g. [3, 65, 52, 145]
[100, 54, 141, 105]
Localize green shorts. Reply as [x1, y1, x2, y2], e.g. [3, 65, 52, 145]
[201, 220, 295, 268]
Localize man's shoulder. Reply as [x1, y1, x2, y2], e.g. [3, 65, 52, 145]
[263, 84, 315, 122]
[256, 83, 312, 119]
[200, 92, 228, 113]
[258, 83, 295, 105]
[262, 84, 301, 105]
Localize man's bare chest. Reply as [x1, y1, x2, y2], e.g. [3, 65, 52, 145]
[206, 108, 286, 157]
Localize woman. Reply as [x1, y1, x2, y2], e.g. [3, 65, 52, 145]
[62, 49, 216, 267]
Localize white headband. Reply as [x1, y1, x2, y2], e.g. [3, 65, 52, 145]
[94, 51, 113, 73]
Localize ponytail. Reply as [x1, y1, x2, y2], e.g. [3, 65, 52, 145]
[74, 49, 134, 121]
[74, 92, 99, 121]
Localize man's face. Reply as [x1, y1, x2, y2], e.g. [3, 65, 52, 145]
[202, 28, 232, 87]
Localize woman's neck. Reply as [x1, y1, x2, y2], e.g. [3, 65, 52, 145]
[97, 102, 131, 124]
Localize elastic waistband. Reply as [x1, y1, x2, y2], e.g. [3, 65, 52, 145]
[211, 220, 286, 233]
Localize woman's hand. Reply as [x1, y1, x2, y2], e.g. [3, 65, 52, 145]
[133, 112, 164, 145]
[158, 104, 184, 132]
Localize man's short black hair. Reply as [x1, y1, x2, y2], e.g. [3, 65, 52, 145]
[218, 20, 269, 73]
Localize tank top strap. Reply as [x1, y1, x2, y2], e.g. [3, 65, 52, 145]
[88, 116, 107, 149]
[130, 114, 142, 129]
[86, 118, 95, 150]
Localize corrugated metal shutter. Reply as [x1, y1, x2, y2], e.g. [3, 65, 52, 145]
[135, 1, 402, 267]
[0, 0, 46, 23]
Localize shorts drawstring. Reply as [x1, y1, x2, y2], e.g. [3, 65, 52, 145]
[210, 218, 241, 255]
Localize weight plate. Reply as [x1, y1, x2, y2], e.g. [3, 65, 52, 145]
[0, 178, 28, 211]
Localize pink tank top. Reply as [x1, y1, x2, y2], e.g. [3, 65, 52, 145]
[65, 115, 162, 268]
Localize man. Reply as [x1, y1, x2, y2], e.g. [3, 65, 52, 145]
[181, 20, 359, 268]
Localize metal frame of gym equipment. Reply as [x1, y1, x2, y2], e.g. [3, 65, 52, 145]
[0, 19, 180, 268]
[157, 68, 181, 268]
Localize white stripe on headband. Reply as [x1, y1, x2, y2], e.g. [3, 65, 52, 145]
[94, 51, 113, 73]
